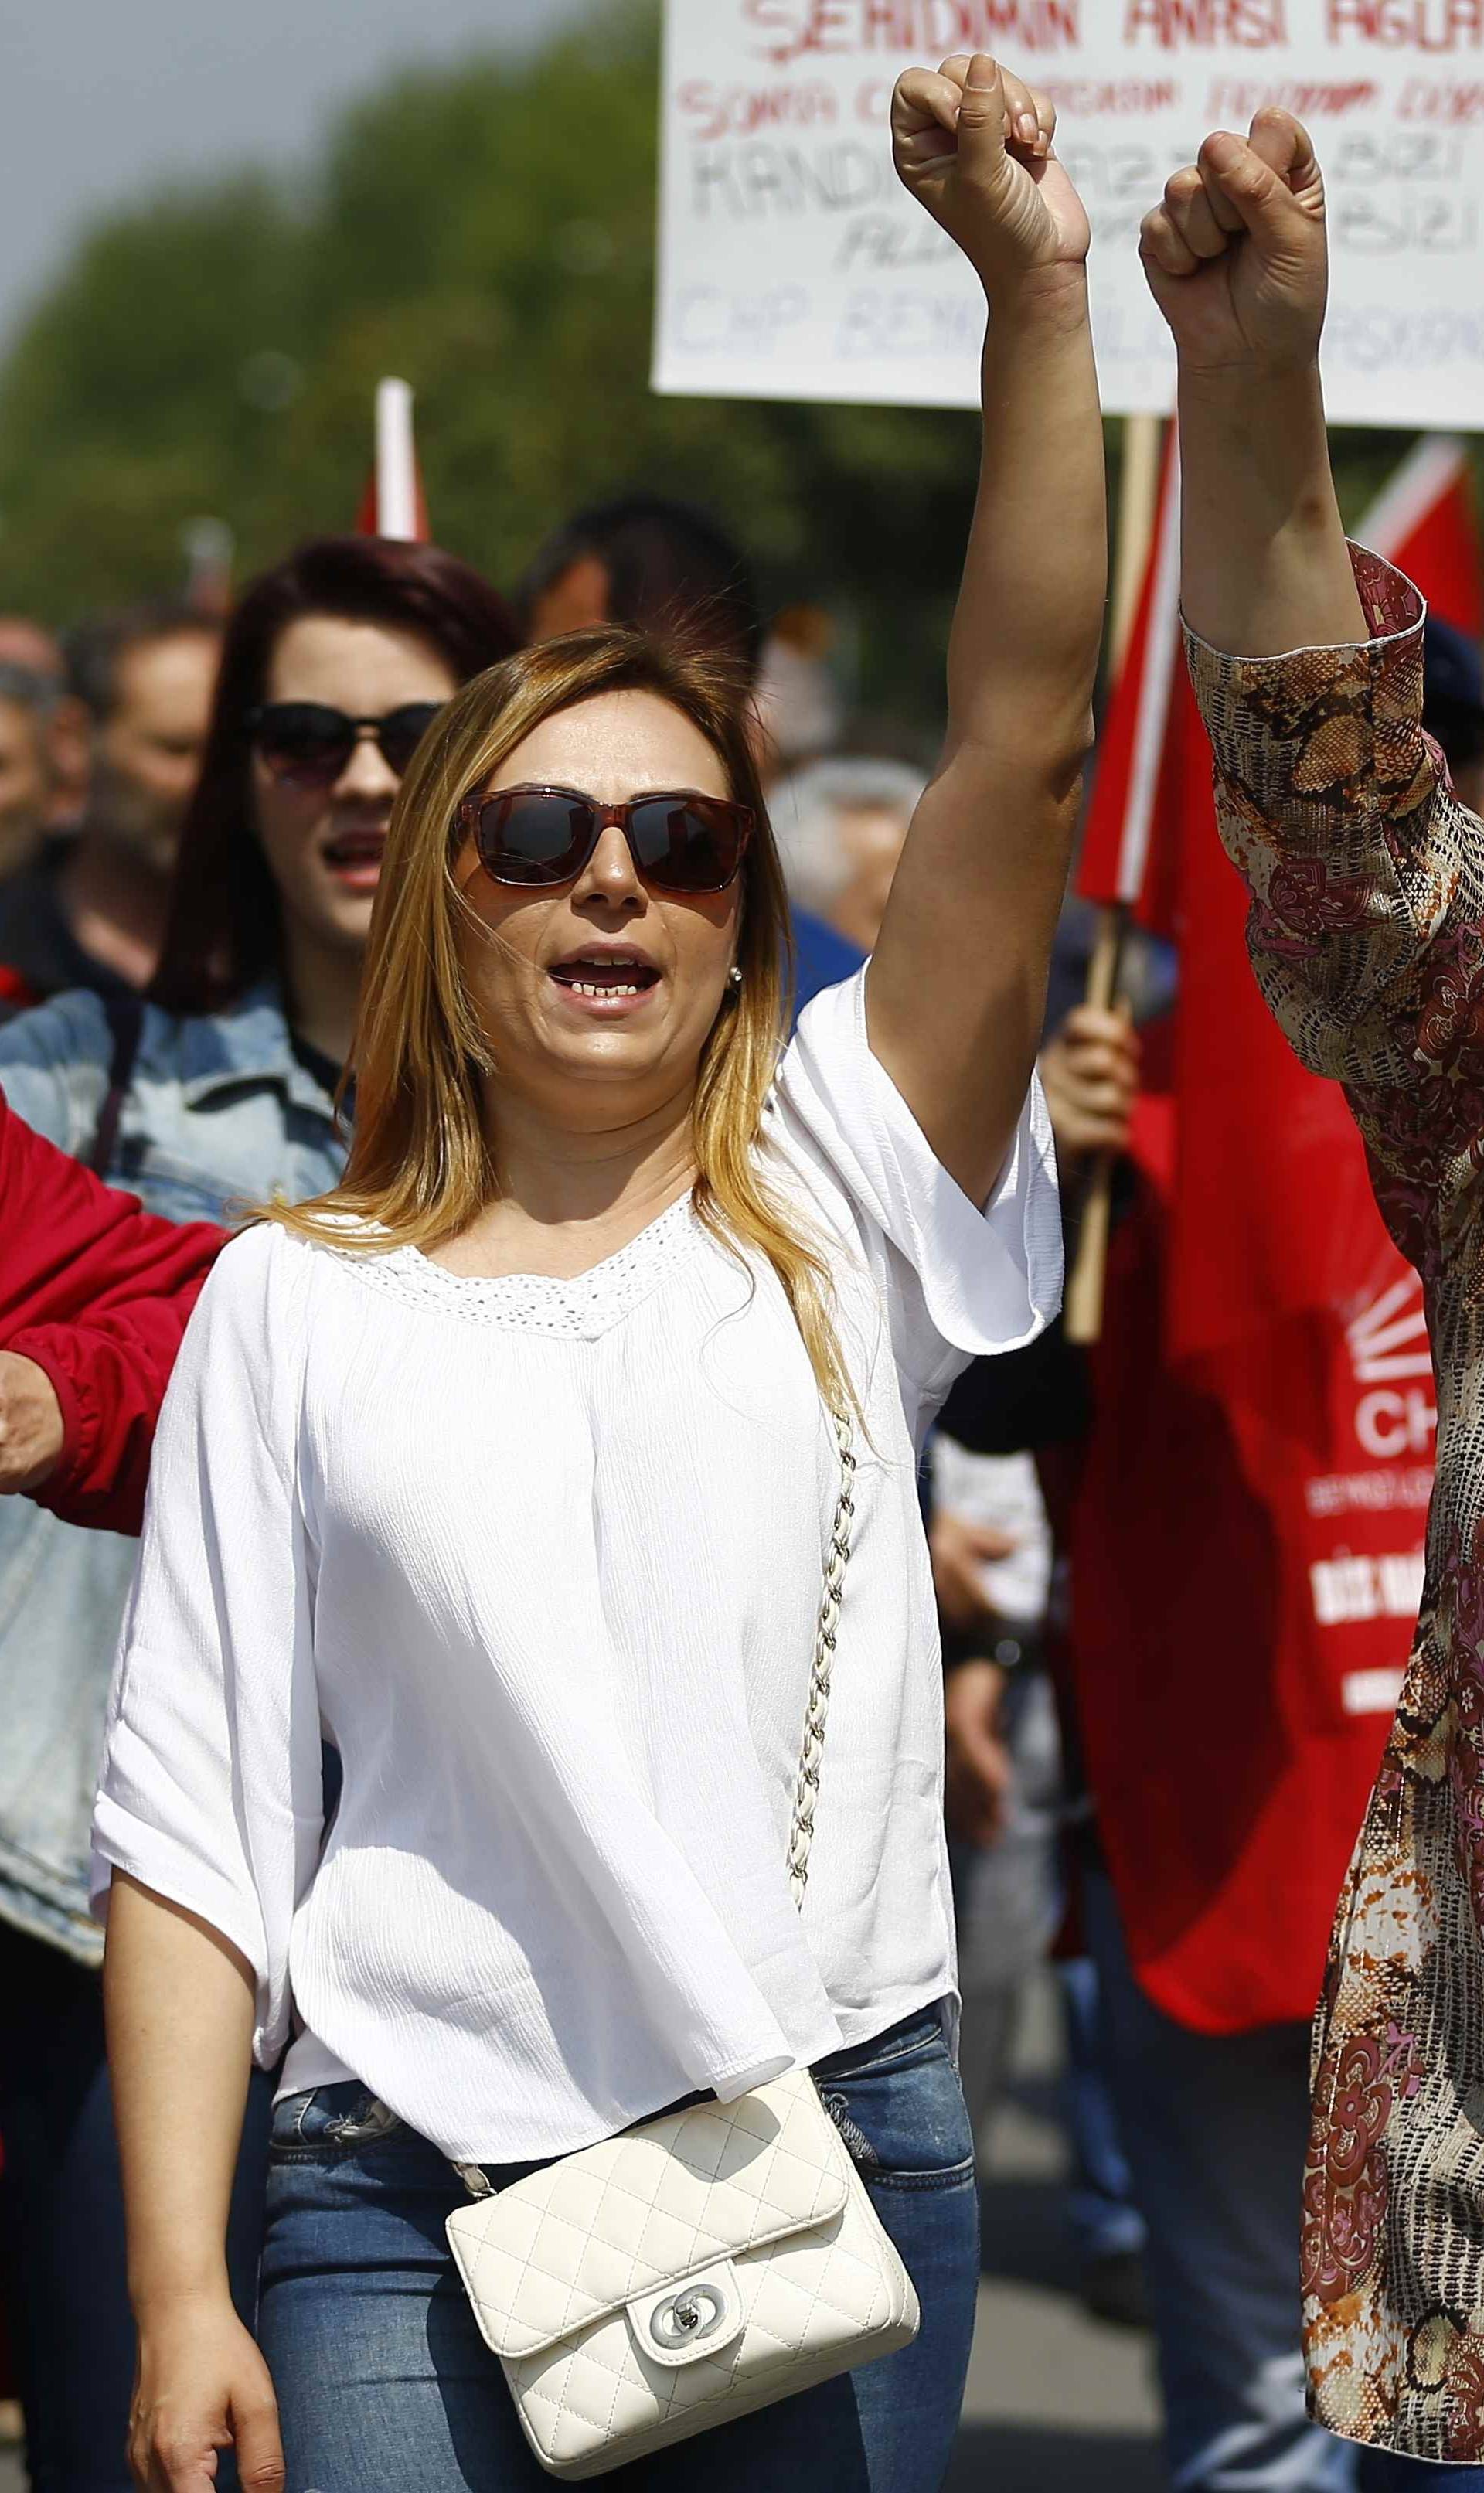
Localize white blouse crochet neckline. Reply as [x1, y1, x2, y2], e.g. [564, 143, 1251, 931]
[91, 972, 1065, 2164]
[324, 1192, 700, 1338]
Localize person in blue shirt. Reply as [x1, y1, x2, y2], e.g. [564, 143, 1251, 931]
[791, 901, 864, 1013]
[0, 533, 517, 2493]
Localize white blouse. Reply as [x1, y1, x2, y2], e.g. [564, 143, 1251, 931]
[91, 972, 1060, 2164]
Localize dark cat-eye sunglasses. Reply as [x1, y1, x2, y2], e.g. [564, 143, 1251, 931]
[247, 700, 445, 788]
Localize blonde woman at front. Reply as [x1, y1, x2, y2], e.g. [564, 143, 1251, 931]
[97, 55, 1103, 2493]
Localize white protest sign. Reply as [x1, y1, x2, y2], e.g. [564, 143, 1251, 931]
[653, 1, 1484, 427]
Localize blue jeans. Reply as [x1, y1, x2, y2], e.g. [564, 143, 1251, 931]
[1058, 1954, 1147, 2267]
[1084, 1866, 1358, 2493]
[258, 2008, 978, 2492]
[1361, 2468, 1484, 2488]
[0, 1919, 272, 2493]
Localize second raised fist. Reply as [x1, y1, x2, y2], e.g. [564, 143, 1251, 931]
[1139, 109, 1329, 379]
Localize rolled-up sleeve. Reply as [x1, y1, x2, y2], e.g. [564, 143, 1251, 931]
[769, 967, 1062, 1424]
[90, 1223, 322, 2068]
[1184, 547, 1481, 1089]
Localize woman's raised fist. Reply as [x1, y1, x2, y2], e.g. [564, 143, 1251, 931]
[891, 53, 1091, 296]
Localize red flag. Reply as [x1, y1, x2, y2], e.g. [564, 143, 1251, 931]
[1075, 427, 1181, 928]
[1060, 432, 1451, 2032]
[1171, 431, 1481, 1357]
[1074, 414, 1407, 1352]
[356, 379, 431, 542]
[1355, 434, 1482, 635]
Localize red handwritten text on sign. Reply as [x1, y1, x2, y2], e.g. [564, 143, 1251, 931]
[657, 0, 1484, 420]
[1329, 2, 1484, 42]
[742, 2, 1081, 66]
[1125, 2, 1290, 39]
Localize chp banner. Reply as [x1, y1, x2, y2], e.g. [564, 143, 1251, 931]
[654, 0, 1484, 424]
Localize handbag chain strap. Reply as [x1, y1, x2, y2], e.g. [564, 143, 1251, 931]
[786, 1407, 856, 1909]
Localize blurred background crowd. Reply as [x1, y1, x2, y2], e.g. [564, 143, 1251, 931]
[0, 4, 1481, 2491]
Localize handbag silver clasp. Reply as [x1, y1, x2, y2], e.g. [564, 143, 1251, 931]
[649, 2282, 727, 2350]
[626, 2259, 746, 2369]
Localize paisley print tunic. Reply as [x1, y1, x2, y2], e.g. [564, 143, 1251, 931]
[1187, 548, 1484, 2462]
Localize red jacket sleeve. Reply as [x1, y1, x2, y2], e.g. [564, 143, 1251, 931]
[0, 1084, 226, 1533]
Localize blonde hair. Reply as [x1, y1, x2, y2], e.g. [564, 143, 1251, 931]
[267, 626, 853, 1414]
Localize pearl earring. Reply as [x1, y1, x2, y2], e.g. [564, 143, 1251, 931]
[727, 965, 743, 990]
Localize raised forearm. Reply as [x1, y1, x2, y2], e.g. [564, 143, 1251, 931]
[1179, 365, 1365, 658]
[867, 267, 1103, 1196]
[1135, 111, 1367, 659]
[868, 56, 1103, 1197]
[104, 1871, 255, 2316]
[948, 264, 1104, 772]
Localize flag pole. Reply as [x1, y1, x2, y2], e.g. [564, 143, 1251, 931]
[375, 380, 419, 541]
[356, 377, 430, 542]
[1063, 410, 1163, 1347]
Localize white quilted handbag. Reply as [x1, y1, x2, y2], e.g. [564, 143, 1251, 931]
[444, 1415, 921, 2479]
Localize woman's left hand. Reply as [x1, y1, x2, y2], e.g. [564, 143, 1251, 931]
[891, 53, 1091, 295]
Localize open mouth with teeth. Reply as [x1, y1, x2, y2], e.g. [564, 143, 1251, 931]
[549, 952, 661, 1001]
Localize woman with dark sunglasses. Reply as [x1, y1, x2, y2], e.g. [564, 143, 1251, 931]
[95, 56, 1103, 2493]
[0, 533, 517, 2493]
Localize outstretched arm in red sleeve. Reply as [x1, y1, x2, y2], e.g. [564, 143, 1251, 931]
[0, 1084, 226, 1532]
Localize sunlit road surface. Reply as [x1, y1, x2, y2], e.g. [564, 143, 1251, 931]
[948, 1970, 1163, 2491]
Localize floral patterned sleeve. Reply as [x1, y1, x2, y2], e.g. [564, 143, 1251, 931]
[1184, 547, 1484, 1279]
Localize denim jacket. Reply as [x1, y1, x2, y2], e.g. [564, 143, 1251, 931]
[0, 982, 345, 1960]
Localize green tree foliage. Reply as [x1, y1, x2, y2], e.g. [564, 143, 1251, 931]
[0, 0, 1469, 736]
[0, 1, 986, 731]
